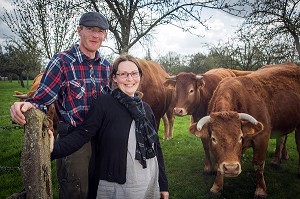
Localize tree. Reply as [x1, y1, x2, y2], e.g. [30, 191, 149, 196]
[144, 49, 152, 61]
[0, 40, 42, 87]
[0, 49, 10, 78]
[1, 0, 79, 60]
[187, 43, 242, 74]
[187, 52, 208, 73]
[200, 30, 298, 72]
[231, 32, 297, 70]
[206, 44, 241, 69]
[156, 52, 187, 74]
[1, 0, 248, 65]
[241, 0, 300, 58]
[87, 0, 247, 54]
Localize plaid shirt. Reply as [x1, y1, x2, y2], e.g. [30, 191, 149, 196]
[27, 44, 111, 127]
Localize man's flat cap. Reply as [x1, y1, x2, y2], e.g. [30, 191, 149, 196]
[79, 12, 109, 30]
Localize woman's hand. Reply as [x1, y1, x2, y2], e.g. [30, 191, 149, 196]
[160, 191, 169, 199]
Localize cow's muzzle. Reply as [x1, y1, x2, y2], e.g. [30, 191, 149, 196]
[174, 107, 187, 116]
[220, 162, 241, 177]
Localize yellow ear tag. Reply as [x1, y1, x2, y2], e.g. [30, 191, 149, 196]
[249, 128, 255, 135]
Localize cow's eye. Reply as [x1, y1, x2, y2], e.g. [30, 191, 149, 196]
[211, 136, 217, 144]
[188, 89, 194, 95]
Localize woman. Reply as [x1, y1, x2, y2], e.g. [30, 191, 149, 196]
[50, 54, 169, 199]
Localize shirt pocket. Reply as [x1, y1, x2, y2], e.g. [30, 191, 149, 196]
[69, 80, 85, 99]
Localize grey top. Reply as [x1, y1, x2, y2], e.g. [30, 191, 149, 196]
[96, 121, 160, 199]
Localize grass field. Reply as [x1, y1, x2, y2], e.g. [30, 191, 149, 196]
[1, 80, 300, 198]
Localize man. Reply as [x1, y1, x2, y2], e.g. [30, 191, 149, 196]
[10, 12, 111, 199]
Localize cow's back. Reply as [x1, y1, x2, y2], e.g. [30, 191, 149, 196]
[27, 73, 44, 98]
[205, 68, 252, 78]
[250, 62, 300, 130]
[209, 62, 300, 131]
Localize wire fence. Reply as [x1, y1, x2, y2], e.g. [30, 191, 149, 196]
[0, 166, 20, 172]
[0, 125, 23, 130]
[0, 125, 23, 174]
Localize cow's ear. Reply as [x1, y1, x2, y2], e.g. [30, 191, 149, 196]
[14, 91, 24, 95]
[13, 93, 28, 100]
[241, 121, 264, 137]
[196, 78, 205, 90]
[189, 122, 209, 139]
[163, 79, 176, 89]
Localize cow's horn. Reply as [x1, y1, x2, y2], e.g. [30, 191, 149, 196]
[197, 116, 211, 130]
[238, 113, 258, 125]
[13, 94, 28, 99]
[166, 75, 176, 79]
[195, 75, 203, 80]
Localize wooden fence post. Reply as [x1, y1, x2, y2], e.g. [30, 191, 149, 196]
[20, 108, 53, 199]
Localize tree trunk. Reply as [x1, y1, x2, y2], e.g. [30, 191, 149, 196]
[291, 32, 300, 59]
[19, 74, 25, 88]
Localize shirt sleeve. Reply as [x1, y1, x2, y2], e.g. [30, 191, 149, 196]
[26, 54, 64, 113]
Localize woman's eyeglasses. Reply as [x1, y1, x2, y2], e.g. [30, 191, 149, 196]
[116, 71, 140, 79]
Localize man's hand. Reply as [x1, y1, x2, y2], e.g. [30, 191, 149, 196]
[10, 102, 33, 125]
[48, 129, 54, 153]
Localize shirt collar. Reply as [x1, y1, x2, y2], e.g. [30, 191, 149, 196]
[71, 44, 101, 63]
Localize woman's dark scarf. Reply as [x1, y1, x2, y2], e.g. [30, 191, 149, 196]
[112, 88, 158, 168]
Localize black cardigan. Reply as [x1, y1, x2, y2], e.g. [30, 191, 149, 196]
[52, 94, 169, 192]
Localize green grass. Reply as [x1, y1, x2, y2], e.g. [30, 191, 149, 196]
[0, 80, 59, 198]
[1, 80, 300, 198]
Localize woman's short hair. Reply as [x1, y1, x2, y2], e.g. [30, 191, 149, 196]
[110, 54, 143, 88]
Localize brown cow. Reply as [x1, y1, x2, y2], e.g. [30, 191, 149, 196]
[137, 59, 174, 139]
[14, 73, 58, 137]
[163, 68, 252, 173]
[161, 104, 176, 140]
[189, 62, 300, 198]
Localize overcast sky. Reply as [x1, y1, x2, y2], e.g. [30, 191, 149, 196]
[0, 0, 14, 42]
[0, 1, 243, 59]
[128, 9, 243, 58]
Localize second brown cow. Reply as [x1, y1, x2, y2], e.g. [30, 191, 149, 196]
[163, 68, 251, 173]
[189, 62, 300, 198]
